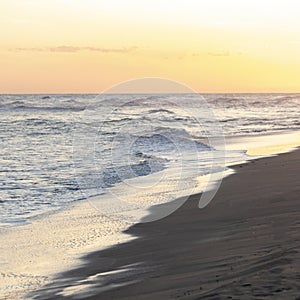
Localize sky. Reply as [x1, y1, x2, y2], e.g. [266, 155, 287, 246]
[1, 0, 300, 93]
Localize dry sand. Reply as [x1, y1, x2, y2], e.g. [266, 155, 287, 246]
[30, 148, 300, 300]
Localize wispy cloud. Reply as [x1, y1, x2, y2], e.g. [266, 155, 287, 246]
[207, 51, 230, 57]
[9, 46, 138, 53]
[191, 51, 235, 58]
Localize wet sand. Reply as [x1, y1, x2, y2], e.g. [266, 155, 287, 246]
[31, 148, 300, 300]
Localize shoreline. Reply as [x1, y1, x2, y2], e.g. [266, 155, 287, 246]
[2, 129, 299, 229]
[30, 147, 300, 299]
[1, 131, 300, 299]
[0, 130, 300, 230]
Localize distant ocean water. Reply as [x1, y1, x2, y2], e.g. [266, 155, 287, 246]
[0, 93, 300, 226]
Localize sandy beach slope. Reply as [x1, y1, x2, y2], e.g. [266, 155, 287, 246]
[30, 148, 300, 300]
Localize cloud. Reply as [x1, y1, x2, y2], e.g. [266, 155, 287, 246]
[207, 51, 230, 57]
[191, 51, 236, 57]
[9, 46, 138, 53]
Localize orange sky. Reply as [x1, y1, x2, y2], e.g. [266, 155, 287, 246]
[1, 0, 300, 93]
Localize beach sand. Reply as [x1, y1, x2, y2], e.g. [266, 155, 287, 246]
[0, 201, 133, 299]
[30, 148, 300, 300]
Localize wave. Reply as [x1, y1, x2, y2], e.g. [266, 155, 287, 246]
[129, 127, 213, 154]
[0, 102, 86, 112]
[272, 94, 300, 101]
[84, 127, 214, 193]
[220, 118, 240, 123]
[212, 96, 243, 102]
[75, 153, 168, 194]
[103, 117, 134, 124]
[102, 157, 167, 187]
[146, 109, 175, 115]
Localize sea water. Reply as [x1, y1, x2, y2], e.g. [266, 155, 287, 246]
[0, 93, 299, 225]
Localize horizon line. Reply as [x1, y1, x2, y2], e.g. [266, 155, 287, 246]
[1, 92, 300, 95]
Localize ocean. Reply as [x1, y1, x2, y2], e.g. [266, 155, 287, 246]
[0, 93, 300, 226]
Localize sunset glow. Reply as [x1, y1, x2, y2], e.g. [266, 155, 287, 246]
[1, 0, 300, 93]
